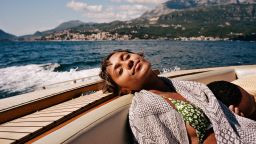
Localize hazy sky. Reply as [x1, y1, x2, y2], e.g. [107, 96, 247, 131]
[0, 0, 165, 36]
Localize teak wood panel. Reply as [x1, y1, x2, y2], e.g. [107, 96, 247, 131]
[0, 90, 112, 143]
[20, 111, 71, 119]
[2, 122, 51, 127]
[25, 110, 74, 116]
[0, 126, 41, 133]
[11, 116, 63, 123]
[0, 138, 15, 144]
[0, 132, 29, 140]
[36, 107, 81, 114]
[0, 82, 104, 124]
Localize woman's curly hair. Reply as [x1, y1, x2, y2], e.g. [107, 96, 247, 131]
[99, 49, 143, 95]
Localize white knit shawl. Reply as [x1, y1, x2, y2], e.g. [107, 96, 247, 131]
[129, 79, 256, 144]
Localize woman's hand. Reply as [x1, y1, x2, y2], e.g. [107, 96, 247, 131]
[229, 105, 245, 117]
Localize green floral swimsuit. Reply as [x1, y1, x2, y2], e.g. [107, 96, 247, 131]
[168, 98, 212, 143]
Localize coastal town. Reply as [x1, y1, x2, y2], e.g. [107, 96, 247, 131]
[35, 30, 230, 41]
[40, 30, 132, 41]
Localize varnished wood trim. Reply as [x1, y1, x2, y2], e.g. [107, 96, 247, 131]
[26, 96, 119, 144]
[14, 94, 116, 144]
[0, 82, 103, 125]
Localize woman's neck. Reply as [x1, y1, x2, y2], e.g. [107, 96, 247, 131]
[143, 72, 171, 92]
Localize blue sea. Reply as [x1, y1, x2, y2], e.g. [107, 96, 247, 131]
[0, 40, 256, 99]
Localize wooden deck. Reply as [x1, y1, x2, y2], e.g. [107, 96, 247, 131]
[0, 80, 104, 125]
[0, 91, 113, 144]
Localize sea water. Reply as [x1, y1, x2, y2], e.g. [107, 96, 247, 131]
[0, 40, 256, 98]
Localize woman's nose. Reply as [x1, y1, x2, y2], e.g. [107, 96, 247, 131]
[126, 60, 134, 70]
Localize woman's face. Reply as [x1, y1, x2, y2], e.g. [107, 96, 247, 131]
[107, 51, 152, 91]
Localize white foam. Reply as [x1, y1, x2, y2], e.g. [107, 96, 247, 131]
[161, 66, 181, 73]
[0, 63, 101, 94]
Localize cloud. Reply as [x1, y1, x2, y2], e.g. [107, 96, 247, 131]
[66, 1, 102, 12]
[81, 5, 146, 22]
[111, 0, 165, 4]
[118, 4, 149, 11]
[110, 0, 122, 2]
[86, 4, 150, 22]
[83, 12, 127, 22]
[118, 4, 150, 16]
[66, 1, 153, 22]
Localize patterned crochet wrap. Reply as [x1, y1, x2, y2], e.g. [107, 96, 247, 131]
[129, 78, 256, 144]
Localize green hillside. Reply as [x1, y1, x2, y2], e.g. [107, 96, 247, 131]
[108, 4, 256, 39]
[25, 4, 256, 41]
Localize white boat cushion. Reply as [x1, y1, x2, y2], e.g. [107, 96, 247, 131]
[232, 74, 256, 102]
[235, 68, 256, 79]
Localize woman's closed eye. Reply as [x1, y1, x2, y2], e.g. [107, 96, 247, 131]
[123, 54, 130, 61]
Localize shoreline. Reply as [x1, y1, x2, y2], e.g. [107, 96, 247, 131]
[3, 39, 256, 42]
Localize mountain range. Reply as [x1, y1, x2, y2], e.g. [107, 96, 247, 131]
[1, 0, 256, 41]
[0, 20, 88, 40]
[18, 20, 89, 40]
[141, 0, 256, 18]
[0, 29, 16, 41]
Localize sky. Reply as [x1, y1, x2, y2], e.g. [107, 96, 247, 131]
[0, 0, 166, 36]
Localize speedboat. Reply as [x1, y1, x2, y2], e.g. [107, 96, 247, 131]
[0, 65, 256, 144]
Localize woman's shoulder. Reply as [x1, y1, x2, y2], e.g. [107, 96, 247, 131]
[165, 78, 207, 88]
[129, 90, 174, 118]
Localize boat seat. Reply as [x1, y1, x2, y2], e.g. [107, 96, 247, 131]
[174, 69, 237, 84]
[33, 94, 134, 144]
[232, 74, 256, 102]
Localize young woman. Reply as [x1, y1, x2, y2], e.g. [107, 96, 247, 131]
[99, 49, 256, 144]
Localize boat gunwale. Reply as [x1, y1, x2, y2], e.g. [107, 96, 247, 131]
[0, 81, 104, 125]
[12, 93, 115, 144]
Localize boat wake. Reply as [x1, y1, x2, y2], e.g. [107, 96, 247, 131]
[0, 63, 182, 99]
[0, 63, 100, 98]
[161, 66, 181, 73]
